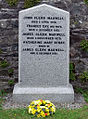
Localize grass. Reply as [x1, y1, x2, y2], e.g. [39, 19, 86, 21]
[0, 94, 88, 119]
[0, 105, 88, 119]
[0, 89, 88, 119]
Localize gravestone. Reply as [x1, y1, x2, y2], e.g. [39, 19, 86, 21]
[13, 4, 74, 103]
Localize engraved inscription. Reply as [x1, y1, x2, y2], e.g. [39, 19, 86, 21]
[22, 16, 66, 55]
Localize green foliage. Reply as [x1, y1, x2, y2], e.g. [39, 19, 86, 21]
[0, 89, 6, 97]
[8, 68, 14, 74]
[8, 80, 14, 86]
[83, 92, 88, 103]
[70, 62, 74, 71]
[0, 98, 3, 108]
[0, 104, 88, 119]
[0, 60, 9, 68]
[80, 40, 88, 52]
[6, 0, 18, 6]
[0, 90, 6, 108]
[69, 63, 76, 81]
[75, 87, 84, 94]
[75, 88, 88, 103]
[79, 71, 88, 82]
[6, 0, 40, 7]
[74, 21, 78, 25]
[84, 0, 88, 5]
[70, 72, 76, 81]
[24, 0, 40, 8]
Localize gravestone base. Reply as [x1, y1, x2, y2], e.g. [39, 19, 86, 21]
[13, 83, 74, 103]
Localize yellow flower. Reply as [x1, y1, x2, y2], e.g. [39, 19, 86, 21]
[38, 101, 42, 105]
[30, 101, 35, 105]
[31, 109, 36, 115]
[37, 105, 40, 109]
[42, 100, 46, 105]
[47, 112, 50, 116]
[37, 114, 41, 118]
[45, 103, 51, 108]
[46, 108, 49, 113]
[28, 100, 56, 117]
[42, 114, 45, 117]
[37, 108, 41, 112]
[40, 111, 45, 117]
[28, 105, 30, 108]
[50, 107, 54, 112]
[52, 106, 56, 112]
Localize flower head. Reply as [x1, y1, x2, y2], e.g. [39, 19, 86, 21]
[28, 99, 56, 118]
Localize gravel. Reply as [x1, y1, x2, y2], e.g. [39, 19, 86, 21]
[2, 93, 87, 110]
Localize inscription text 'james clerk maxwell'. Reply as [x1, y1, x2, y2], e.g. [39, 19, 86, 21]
[22, 16, 66, 55]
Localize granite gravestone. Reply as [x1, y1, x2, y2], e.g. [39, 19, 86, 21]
[13, 4, 74, 103]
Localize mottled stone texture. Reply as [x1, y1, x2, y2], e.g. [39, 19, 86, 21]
[0, 0, 88, 91]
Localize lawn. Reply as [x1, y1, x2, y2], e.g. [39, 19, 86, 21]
[0, 89, 88, 119]
[0, 102, 88, 119]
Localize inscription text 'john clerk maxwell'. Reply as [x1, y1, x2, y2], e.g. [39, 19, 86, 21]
[22, 16, 66, 55]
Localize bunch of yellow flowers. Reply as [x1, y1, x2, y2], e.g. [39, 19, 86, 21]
[28, 99, 56, 118]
